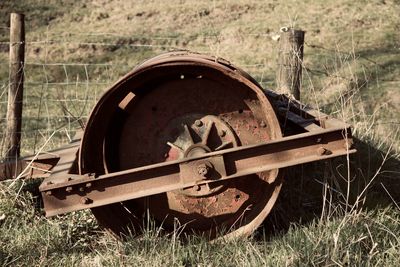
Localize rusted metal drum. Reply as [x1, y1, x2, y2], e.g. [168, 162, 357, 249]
[79, 52, 283, 239]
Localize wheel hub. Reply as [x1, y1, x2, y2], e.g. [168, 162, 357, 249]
[163, 114, 238, 197]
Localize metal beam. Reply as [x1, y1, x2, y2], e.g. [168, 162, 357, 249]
[40, 127, 355, 216]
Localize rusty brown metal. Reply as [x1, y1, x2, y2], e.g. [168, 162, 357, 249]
[40, 126, 354, 216]
[33, 52, 356, 239]
[75, 51, 284, 238]
[0, 51, 358, 239]
[0, 155, 56, 180]
[0, 131, 81, 181]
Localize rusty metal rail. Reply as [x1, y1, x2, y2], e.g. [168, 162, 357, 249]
[0, 132, 80, 181]
[40, 125, 354, 216]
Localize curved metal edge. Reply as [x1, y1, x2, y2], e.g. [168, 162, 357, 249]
[79, 52, 282, 176]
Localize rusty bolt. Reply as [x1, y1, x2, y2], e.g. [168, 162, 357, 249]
[45, 190, 52, 196]
[197, 163, 210, 177]
[317, 147, 328, 156]
[46, 181, 53, 185]
[235, 194, 241, 201]
[85, 182, 92, 188]
[193, 184, 201, 191]
[67, 177, 73, 181]
[66, 186, 73, 193]
[80, 197, 90, 205]
[195, 120, 203, 127]
[260, 121, 266, 128]
[218, 129, 226, 137]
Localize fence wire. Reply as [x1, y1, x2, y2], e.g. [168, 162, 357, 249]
[0, 26, 396, 156]
[0, 31, 277, 147]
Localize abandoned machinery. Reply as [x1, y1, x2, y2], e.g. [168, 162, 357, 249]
[1, 52, 355, 239]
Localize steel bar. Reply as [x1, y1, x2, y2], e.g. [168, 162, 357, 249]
[41, 126, 354, 216]
[0, 140, 80, 181]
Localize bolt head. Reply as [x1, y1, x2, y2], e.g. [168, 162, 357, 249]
[260, 121, 266, 128]
[85, 182, 92, 188]
[195, 120, 203, 127]
[193, 185, 201, 191]
[66, 186, 73, 193]
[45, 190, 52, 196]
[197, 163, 210, 177]
[80, 197, 90, 205]
[317, 147, 327, 156]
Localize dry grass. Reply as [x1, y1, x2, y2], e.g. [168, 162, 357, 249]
[1, 179, 399, 266]
[0, 0, 398, 154]
[0, 0, 399, 266]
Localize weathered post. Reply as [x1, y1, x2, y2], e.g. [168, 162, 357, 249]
[276, 27, 305, 100]
[5, 13, 25, 159]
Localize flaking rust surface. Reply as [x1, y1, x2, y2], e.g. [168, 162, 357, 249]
[173, 187, 249, 217]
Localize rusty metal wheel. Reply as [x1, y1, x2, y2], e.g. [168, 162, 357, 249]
[79, 52, 283, 239]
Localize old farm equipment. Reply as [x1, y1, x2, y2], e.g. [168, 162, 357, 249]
[1, 52, 355, 239]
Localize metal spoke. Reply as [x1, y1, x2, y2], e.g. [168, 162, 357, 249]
[167, 142, 184, 152]
[215, 141, 233, 151]
[202, 121, 214, 145]
[184, 124, 194, 145]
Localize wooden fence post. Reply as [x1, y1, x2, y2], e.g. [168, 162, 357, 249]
[276, 27, 305, 100]
[5, 13, 25, 160]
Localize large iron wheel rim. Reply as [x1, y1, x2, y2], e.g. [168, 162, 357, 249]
[79, 52, 283, 239]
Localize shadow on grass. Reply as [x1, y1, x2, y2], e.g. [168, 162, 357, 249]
[0, 250, 11, 266]
[261, 137, 400, 239]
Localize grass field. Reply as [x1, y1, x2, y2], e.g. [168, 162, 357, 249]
[1, 183, 399, 266]
[0, 0, 399, 266]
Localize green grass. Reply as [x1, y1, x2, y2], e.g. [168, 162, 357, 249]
[1, 181, 399, 266]
[0, 0, 399, 265]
